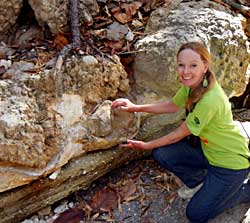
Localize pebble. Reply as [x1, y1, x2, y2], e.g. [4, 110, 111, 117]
[53, 201, 69, 214]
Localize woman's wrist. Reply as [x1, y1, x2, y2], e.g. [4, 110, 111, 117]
[145, 141, 154, 150]
[134, 105, 142, 112]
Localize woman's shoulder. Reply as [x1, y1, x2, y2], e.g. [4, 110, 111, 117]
[205, 82, 225, 99]
[200, 82, 227, 107]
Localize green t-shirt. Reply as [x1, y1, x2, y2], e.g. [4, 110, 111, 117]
[172, 81, 250, 170]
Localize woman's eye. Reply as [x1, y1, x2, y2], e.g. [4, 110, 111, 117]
[191, 64, 197, 68]
[178, 64, 184, 67]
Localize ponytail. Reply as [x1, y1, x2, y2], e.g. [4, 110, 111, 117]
[186, 69, 216, 111]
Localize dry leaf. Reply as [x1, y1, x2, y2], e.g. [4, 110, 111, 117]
[36, 51, 53, 68]
[89, 188, 119, 213]
[118, 179, 137, 202]
[105, 40, 125, 52]
[166, 191, 177, 205]
[53, 208, 85, 223]
[113, 12, 129, 24]
[53, 34, 69, 50]
[22, 68, 41, 74]
[122, 2, 142, 17]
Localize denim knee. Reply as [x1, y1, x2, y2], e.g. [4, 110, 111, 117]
[151, 147, 164, 163]
[186, 201, 209, 223]
[151, 147, 175, 171]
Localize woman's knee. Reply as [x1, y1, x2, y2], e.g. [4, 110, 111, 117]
[152, 147, 165, 162]
[186, 199, 209, 223]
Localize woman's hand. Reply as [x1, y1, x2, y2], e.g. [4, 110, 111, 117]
[111, 98, 138, 112]
[119, 139, 152, 150]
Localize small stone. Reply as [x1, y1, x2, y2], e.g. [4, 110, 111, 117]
[0, 59, 11, 70]
[107, 22, 129, 41]
[38, 206, 52, 216]
[48, 169, 61, 180]
[126, 31, 134, 42]
[68, 202, 74, 208]
[20, 220, 34, 223]
[53, 202, 68, 214]
[82, 55, 98, 65]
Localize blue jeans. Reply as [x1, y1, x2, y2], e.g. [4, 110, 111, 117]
[152, 139, 250, 223]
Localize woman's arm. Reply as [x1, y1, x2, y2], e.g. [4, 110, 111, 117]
[112, 98, 180, 114]
[121, 121, 191, 150]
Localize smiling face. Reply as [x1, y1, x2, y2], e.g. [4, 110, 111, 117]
[177, 49, 208, 89]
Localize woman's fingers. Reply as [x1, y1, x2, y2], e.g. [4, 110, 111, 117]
[112, 99, 128, 108]
[119, 139, 147, 150]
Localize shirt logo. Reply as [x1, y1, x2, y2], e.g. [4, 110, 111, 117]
[200, 136, 209, 145]
[194, 116, 200, 125]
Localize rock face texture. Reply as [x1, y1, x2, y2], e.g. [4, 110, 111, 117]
[134, 0, 250, 98]
[0, 55, 138, 193]
[0, 0, 23, 40]
[0, 0, 99, 39]
[28, 0, 99, 33]
[0, 147, 143, 223]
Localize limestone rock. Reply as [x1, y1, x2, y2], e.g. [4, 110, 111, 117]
[0, 148, 145, 223]
[0, 55, 136, 193]
[134, 0, 250, 98]
[0, 0, 23, 40]
[28, 0, 99, 34]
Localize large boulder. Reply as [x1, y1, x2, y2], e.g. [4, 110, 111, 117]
[130, 0, 250, 148]
[0, 55, 138, 192]
[134, 0, 250, 99]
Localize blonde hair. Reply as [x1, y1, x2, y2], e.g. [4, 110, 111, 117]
[177, 42, 216, 111]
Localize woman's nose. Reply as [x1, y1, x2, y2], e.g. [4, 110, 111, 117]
[184, 66, 190, 73]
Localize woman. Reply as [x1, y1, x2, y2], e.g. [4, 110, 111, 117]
[112, 42, 250, 223]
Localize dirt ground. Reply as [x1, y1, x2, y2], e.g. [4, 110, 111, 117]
[34, 155, 250, 223]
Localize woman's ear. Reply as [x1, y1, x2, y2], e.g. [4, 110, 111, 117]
[204, 63, 209, 73]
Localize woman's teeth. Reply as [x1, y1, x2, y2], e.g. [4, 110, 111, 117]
[183, 76, 192, 80]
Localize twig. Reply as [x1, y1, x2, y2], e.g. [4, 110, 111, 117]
[69, 0, 81, 48]
[117, 49, 148, 55]
[88, 40, 118, 64]
[93, 19, 113, 29]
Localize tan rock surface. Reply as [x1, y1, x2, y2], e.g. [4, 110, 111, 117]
[0, 55, 137, 193]
[0, 0, 23, 39]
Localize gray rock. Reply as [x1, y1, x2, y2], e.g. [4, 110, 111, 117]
[107, 22, 129, 41]
[134, 0, 250, 98]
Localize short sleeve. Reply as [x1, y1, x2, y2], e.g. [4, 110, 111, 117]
[172, 86, 189, 108]
[186, 100, 217, 136]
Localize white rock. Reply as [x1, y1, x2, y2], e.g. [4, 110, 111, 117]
[0, 59, 11, 70]
[82, 55, 98, 65]
[126, 31, 135, 42]
[53, 201, 69, 214]
[48, 169, 61, 180]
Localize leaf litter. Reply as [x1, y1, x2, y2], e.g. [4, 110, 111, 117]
[51, 158, 183, 222]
